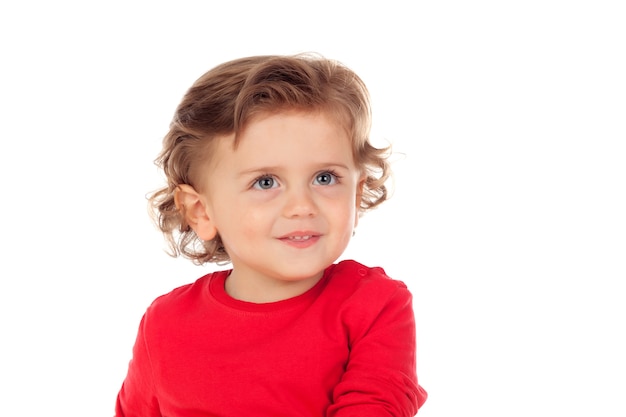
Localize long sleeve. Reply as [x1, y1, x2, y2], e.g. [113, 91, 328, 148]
[112, 262, 426, 416]
[115, 313, 161, 417]
[327, 281, 427, 416]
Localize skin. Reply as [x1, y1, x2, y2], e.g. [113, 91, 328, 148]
[176, 110, 365, 303]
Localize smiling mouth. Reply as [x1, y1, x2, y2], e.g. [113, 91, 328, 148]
[278, 233, 321, 247]
[287, 235, 313, 241]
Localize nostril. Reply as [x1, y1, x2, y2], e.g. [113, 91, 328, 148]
[283, 189, 317, 218]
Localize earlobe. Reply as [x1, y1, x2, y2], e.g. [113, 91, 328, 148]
[174, 184, 218, 241]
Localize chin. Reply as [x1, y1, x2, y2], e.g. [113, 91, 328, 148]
[275, 263, 329, 282]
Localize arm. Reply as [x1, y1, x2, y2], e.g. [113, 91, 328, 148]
[327, 285, 427, 417]
[115, 314, 161, 417]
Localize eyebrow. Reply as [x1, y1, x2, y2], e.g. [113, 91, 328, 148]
[238, 163, 352, 177]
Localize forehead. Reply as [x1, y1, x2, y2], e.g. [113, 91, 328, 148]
[225, 111, 354, 163]
[237, 108, 349, 143]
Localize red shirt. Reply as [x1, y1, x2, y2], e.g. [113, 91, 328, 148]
[115, 260, 427, 416]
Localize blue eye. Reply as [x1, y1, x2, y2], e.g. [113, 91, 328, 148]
[314, 171, 338, 186]
[253, 175, 277, 190]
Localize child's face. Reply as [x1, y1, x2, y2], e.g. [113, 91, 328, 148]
[199, 110, 363, 292]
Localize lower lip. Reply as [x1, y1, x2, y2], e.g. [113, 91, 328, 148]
[279, 236, 320, 249]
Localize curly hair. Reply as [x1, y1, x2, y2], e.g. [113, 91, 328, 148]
[148, 53, 392, 265]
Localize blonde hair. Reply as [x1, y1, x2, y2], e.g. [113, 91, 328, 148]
[149, 53, 391, 264]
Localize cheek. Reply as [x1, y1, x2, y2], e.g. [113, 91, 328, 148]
[216, 209, 263, 250]
[239, 208, 274, 235]
[326, 197, 358, 225]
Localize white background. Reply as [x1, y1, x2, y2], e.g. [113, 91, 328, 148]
[1, 1, 624, 416]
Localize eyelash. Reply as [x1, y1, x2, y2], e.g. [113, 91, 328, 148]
[315, 169, 342, 185]
[251, 174, 277, 190]
[250, 170, 342, 190]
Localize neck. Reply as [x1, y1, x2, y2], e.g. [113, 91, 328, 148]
[224, 269, 323, 303]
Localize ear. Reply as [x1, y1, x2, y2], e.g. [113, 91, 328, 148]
[174, 184, 218, 241]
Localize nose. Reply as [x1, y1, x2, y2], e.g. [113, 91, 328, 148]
[283, 185, 317, 218]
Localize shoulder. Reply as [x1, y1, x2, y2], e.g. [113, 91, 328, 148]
[143, 270, 225, 321]
[324, 259, 413, 312]
[322, 260, 414, 341]
[327, 259, 409, 296]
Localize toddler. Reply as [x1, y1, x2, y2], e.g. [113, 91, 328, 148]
[115, 53, 427, 416]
